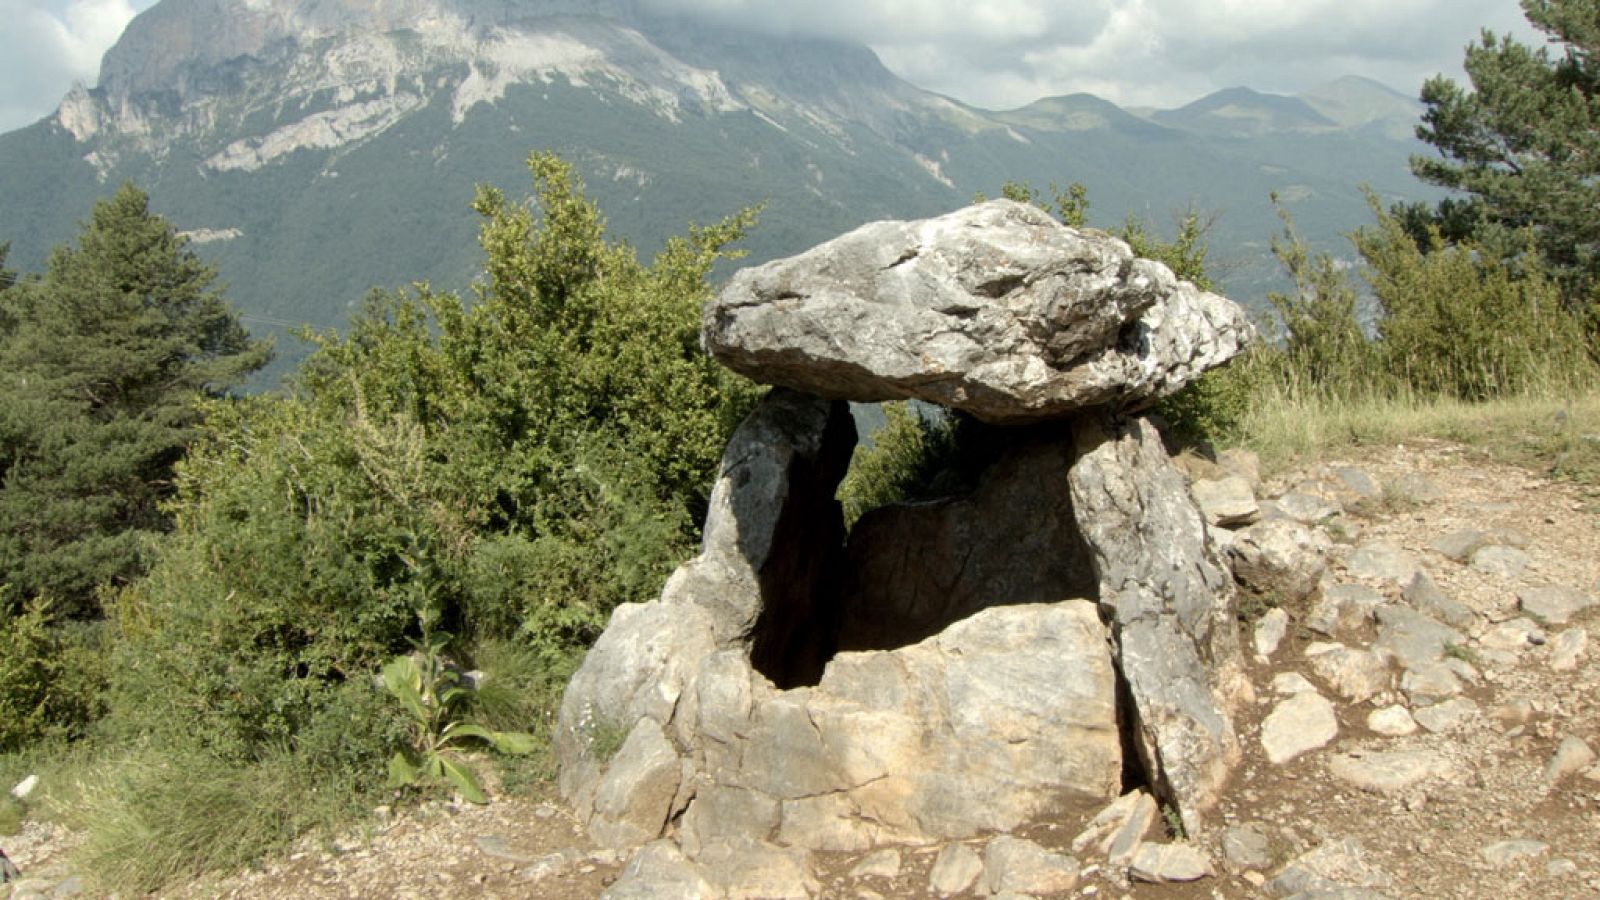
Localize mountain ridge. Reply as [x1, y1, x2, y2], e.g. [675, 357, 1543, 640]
[0, 0, 1441, 385]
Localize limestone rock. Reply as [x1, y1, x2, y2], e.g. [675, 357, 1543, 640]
[704, 200, 1253, 423]
[1265, 838, 1391, 897]
[1366, 706, 1418, 737]
[849, 848, 902, 881]
[1104, 792, 1159, 865]
[1327, 749, 1457, 794]
[1306, 584, 1385, 637]
[1344, 541, 1420, 585]
[660, 388, 856, 683]
[929, 843, 984, 896]
[1519, 585, 1596, 625]
[695, 838, 820, 899]
[1305, 643, 1390, 703]
[1261, 692, 1338, 765]
[1543, 736, 1597, 786]
[1229, 519, 1330, 602]
[1071, 790, 1155, 858]
[1271, 491, 1342, 525]
[1403, 572, 1475, 630]
[1272, 672, 1320, 695]
[1471, 545, 1531, 579]
[587, 719, 685, 852]
[1549, 628, 1589, 671]
[1222, 824, 1273, 870]
[981, 836, 1080, 895]
[1129, 842, 1213, 884]
[1431, 529, 1489, 563]
[1399, 662, 1464, 705]
[1069, 415, 1244, 833]
[1254, 608, 1291, 659]
[601, 841, 716, 900]
[1411, 697, 1478, 734]
[1191, 475, 1260, 527]
[1373, 605, 1464, 670]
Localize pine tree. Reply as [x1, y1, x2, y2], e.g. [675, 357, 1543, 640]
[0, 184, 270, 616]
[1412, 0, 1600, 298]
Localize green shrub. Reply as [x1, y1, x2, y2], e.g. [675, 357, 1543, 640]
[0, 592, 108, 751]
[837, 403, 958, 526]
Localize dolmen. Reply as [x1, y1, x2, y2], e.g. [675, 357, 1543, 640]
[555, 200, 1255, 895]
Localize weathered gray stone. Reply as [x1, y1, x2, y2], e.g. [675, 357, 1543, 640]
[849, 848, 902, 881]
[1255, 607, 1291, 659]
[1387, 472, 1444, 504]
[1129, 843, 1214, 884]
[1399, 662, 1464, 705]
[1471, 545, 1531, 579]
[1272, 491, 1342, 525]
[981, 836, 1080, 895]
[839, 437, 1094, 653]
[1307, 584, 1385, 637]
[1431, 529, 1488, 563]
[705, 200, 1253, 423]
[1519, 585, 1596, 625]
[601, 841, 715, 900]
[1366, 706, 1418, 737]
[1069, 415, 1244, 834]
[678, 784, 781, 858]
[1305, 643, 1390, 703]
[1222, 824, 1273, 870]
[1480, 618, 1545, 655]
[588, 719, 684, 851]
[1374, 605, 1464, 670]
[1272, 672, 1320, 695]
[1070, 790, 1151, 857]
[1327, 749, 1457, 794]
[1228, 519, 1331, 602]
[696, 837, 820, 899]
[1330, 467, 1382, 502]
[1344, 541, 1420, 585]
[1481, 841, 1549, 867]
[1191, 475, 1260, 527]
[1544, 735, 1597, 786]
[558, 602, 719, 817]
[1264, 838, 1391, 898]
[1261, 692, 1338, 765]
[1411, 698, 1478, 734]
[929, 843, 984, 896]
[1549, 628, 1589, 671]
[1104, 791, 1159, 865]
[1403, 572, 1475, 629]
[660, 389, 856, 684]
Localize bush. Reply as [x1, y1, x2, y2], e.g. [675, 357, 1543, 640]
[0, 592, 108, 752]
[95, 153, 758, 886]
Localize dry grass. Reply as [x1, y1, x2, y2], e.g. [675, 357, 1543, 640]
[1229, 384, 1600, 484]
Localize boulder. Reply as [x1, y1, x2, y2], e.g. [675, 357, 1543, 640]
[703, 200, 1252, 423]
[1068, 415, 1244, 834]
[1228, 519, 1330, 602]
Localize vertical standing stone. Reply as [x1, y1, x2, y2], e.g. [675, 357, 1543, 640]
[1068, 414, 1244, 834]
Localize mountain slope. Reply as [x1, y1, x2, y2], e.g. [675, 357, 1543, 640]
[0, 0, 1442, 385]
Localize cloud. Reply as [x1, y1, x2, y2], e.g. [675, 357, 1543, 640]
[0, 0, 141, 132]
[642, 0, 1545, 110]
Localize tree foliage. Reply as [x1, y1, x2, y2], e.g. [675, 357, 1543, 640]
[109, 154, 759, 762]
[1412, 0, 1600, 299]
[0, 184, 269, 617]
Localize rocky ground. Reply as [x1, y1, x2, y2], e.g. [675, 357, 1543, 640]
[3, 437, 1597, 899]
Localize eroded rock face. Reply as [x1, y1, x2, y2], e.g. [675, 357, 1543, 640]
[1068, 415, 1245, 835]
[703, 200, 1252, 423]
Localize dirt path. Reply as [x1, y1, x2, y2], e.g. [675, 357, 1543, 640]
[6, 438, 1598, 899]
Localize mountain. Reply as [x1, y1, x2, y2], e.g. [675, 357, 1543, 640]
[0, 0, 1443, 385]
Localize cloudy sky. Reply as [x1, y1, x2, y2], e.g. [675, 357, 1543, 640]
[0, 0, 1545, 133]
